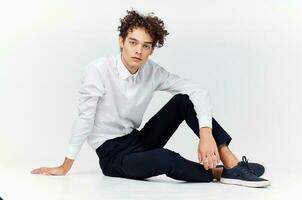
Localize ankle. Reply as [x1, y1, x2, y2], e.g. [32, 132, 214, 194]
[218, 145, 239, 169]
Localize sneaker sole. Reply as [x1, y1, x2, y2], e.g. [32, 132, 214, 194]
[220, 178, 270, 188]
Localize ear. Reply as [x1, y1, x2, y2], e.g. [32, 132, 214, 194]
[119, 37, 124, 49]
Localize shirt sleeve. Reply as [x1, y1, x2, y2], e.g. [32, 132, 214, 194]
[66, 64, 105, 160]
[152, 65, 213, 129]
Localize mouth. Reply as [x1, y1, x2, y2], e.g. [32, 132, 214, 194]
[132, 57, 142, 61]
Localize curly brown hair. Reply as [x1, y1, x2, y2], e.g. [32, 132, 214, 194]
[118, 10, 169, 48]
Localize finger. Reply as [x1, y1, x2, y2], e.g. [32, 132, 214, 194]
[198, 151, 202, 163]
[207, 154, 213, 169]
[215, 149, 220, 164]
[42, 168, 52, 175]
[203, 163, 209, 170]
[40, 167, 51, 175]
[212, 151, 218, 168]
[212, 154, 217, 168]
[31, 169, 38, 174]
[40, 167, 47, 172]
[31, 167, 44, 174]
[202, 156, 208, 170]
[199, 150, 203, 162]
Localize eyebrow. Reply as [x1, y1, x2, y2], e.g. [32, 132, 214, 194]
[128, 37, 153, 45]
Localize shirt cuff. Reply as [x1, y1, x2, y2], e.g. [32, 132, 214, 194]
[198, 115, 212, 129]
[66, 145, 81, 160]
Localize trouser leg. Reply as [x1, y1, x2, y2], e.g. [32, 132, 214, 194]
[121, 148, 213, 182]
[139, 93, 232, 150]
[98, 136, 213, 182]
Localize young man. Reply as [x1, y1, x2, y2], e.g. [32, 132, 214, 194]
[32, 10, 270, 187]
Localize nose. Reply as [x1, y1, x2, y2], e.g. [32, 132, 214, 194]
[135, 45, 143, 55]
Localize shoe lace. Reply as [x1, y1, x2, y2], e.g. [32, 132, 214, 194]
[239, 156, 255, 176]
[242, 156, 249, 165]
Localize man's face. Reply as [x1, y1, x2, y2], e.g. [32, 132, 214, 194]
[119, 27, 154, 72]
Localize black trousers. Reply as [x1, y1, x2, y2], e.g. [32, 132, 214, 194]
[96, 94, 232, 182]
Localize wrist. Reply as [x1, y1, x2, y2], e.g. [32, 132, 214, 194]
[61, 157, 74, 171]
[60, 165, 71, 175]
[199, 127, 212, 137]
[61, 163, 69, 168]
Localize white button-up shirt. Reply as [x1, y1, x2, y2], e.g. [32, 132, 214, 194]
[66, 54, 213, 159]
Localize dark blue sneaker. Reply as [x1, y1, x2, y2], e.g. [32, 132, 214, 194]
[220, 158, 270, 187]
[217, 156, 265, 177]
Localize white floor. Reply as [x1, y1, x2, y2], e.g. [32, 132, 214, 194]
[0, 162, 300, 200]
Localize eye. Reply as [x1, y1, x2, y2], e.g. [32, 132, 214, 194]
[143, 44, 152, 50]
[129, 41, 136, 46]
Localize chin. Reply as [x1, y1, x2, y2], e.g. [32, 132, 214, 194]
[132, 62, 141, 68]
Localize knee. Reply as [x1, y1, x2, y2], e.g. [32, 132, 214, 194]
[170, 94, 193, 117]
[172, 93, 189, 101]
[171, 94, 190, 105]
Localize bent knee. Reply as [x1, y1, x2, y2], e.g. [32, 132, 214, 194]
[171, 94, 189, 103]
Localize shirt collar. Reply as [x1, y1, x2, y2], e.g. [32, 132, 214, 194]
[117, 54, 141, 80]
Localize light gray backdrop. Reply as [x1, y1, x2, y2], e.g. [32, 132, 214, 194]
[1, 0, 301, 179]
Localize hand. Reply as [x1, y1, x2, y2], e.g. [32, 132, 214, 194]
[31, 165, 67, 176]
[31, 157, 74, 176]
[197, 128, 220, 170]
